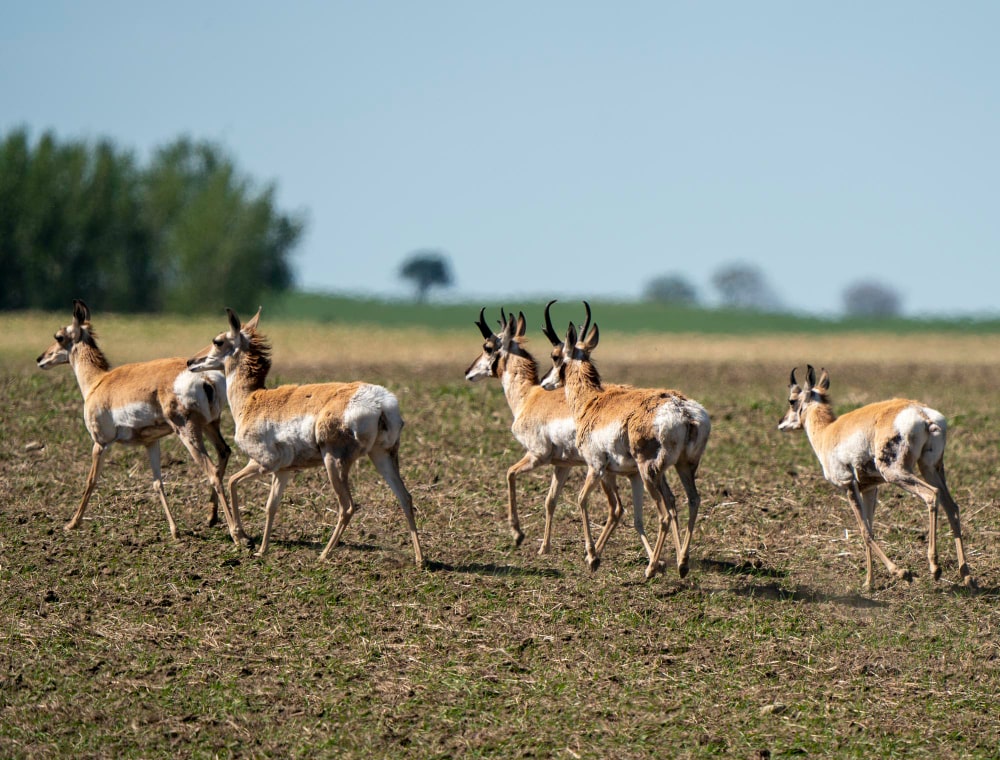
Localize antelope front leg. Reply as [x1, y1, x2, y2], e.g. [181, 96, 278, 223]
[593, 473, 624, 556]
[506, 453, 542, 547]
[146, 441, 179, 540]
[66, 442, 109, 532]
[628, 474, 657, 565]
[228, 461, 268, 550]
[256, 471, 292, 558]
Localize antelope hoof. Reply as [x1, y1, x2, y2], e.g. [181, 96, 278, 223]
[897, 568, 913, 583]
[587, 555, 601, 572]
[207, 513, 219, 528]
[677, 560, 690, 579]
[537, 544, 550, 556]
[644, 563, 659, 580]
[960, 566, 977, 589]
[930, 564, 942, 581]
[64, 520, 80, 532]
[512, 528, 525, 547]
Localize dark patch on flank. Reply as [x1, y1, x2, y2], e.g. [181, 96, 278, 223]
[879, 433, 902, 467]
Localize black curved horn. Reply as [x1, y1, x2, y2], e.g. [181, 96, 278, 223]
[789, 367, 798, 387]
[807, 364, 816, 387]
[475, 307, 493, 339]
[580, 301, 592, 340]
[542, 300, 560, 345]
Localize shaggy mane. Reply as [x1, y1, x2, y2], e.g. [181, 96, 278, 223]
[505, 337, 540, 385]
[240, 329, 272, 387]
[78, 325, 111, 372]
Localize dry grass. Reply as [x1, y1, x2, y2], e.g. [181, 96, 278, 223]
[2, 314, 999, 758]
[8, 310, 1000, 368]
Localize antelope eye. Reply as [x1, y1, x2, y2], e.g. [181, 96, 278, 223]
[55, 333, 66, 344]
[212, 338, 224, 348]
[789, 399, 797, 407]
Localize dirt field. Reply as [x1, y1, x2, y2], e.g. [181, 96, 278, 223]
[2, 317, 998, 758]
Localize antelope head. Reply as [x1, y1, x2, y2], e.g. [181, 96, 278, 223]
[464, 307, 526, 382]
[188, 307, 262, 373]
[539, 301, 598, 390]
[37, 299, 91, 370]
[778, 365, 829, 431]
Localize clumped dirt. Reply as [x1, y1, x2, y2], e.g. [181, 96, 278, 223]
[2, 358, 998, 758]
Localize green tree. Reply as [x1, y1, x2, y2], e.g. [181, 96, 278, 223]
[143, 138, 301, 314]
[0, 130, 302, 313]
[399, 249, 454, 302]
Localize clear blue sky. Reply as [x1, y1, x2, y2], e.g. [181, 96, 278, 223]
[3, 2, 998, 315]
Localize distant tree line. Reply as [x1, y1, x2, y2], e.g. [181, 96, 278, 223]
[645, 262, 902, 318]
[0, 129, 303, 313]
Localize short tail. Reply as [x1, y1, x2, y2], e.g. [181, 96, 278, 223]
[685, 406, 712, 463]
[375, 394, 405, 450]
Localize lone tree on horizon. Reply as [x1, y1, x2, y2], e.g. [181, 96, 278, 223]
[643, 273, 699, 305]
[711, 262, 780, 311]
[842, 280, 902, 318]
[399, 249, 454, 302]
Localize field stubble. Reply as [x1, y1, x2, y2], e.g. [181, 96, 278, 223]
[1, 316, 999, 758]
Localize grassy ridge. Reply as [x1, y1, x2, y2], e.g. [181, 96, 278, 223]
[268, 291, 1000, 334]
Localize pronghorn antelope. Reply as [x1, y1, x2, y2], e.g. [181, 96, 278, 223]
[465, 307, 624, 553]
[36, 300, 243, 544]
[779, 365, 975, 590]
[186, 308, 424, 566]
[540, 302, 711, 579]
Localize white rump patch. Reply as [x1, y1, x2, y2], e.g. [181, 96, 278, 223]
[173, 369, 226, 421]
[345, 384, 403, 448]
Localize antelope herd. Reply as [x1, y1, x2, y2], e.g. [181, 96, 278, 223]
[36, 299, 978, 591]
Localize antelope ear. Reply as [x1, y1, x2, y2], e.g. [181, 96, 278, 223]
[243, 306, 263, 332]
[226, 308, 242, 337]
[516, 311, 527, 338]
[583, 322, 599, 351]
[565, 322, 578, 349]
[499, 308, 515, 339]
[72, 299, 90, 327]
[816, 368, 831, 393]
